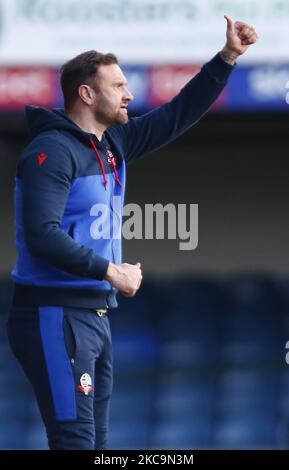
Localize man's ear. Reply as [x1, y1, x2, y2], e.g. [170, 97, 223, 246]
[78, 84, 95, 105]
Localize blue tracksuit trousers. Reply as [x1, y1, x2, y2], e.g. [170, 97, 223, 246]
[7, 306, 113, 450]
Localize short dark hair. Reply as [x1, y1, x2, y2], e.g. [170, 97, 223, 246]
[60, 50, 118, 110]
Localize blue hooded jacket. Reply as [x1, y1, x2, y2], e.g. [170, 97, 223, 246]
[12, 53, 234, 309]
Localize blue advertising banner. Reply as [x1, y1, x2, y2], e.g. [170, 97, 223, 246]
[1, 64, 289, 113]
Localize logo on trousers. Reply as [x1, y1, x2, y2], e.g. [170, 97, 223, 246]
[78, 373, 93, 395]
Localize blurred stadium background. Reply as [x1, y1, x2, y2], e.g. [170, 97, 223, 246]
[1, 0, 289, 450]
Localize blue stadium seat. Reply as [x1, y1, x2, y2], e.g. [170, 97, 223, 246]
[221, 276, 281, 363]
[216, 370, 278, 436]
[221, 337, 281, 364]
[225, 275, 278, 314]
[151, 418, 213, 449]
[112, 330, 160, 372]
[214, 416, 276, 448]
[158, 279, 223, 371]
[160, 337, 219, 367]
[109, 419, 150, 449]
[110, 387, 153, 420]
[155, 381, 216, 421]
[163, 277, 223, 313]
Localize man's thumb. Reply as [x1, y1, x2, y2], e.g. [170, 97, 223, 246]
[224, 14, 234, 32]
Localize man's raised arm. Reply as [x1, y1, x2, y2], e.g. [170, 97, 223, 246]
[109, 16, 258, 164]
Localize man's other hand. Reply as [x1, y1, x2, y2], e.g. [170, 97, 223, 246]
[105, 262, 143, 297]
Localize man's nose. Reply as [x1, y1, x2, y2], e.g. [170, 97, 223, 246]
[125, 88, 134, 101]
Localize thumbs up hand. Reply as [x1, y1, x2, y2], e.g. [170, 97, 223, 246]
[223, 15, 259, 57]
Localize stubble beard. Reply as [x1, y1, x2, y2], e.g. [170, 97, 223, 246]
[94, 99, 129, 127]
[115, 109, 129, 125]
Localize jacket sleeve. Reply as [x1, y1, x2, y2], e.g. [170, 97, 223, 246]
[19, 138, 109, 280]
[111, 53, 234, 163]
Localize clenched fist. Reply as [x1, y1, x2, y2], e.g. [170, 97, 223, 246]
[105, 261, 143, 297]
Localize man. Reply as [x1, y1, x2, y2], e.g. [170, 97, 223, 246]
[7, 16, 258, 450]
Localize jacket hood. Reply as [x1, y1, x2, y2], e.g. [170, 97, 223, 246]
[25, 105, 93, 143]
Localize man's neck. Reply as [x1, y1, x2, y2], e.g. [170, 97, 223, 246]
[66, 108, 106, 141]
